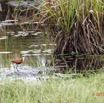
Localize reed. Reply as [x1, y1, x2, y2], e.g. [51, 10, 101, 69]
[39, 0, 103, 34]
[38, 0, 104, 55]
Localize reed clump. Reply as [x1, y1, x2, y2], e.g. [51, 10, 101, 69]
[38, 0, 104, 55]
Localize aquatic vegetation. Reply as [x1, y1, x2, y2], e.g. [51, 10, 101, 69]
[39, 0, 104, 55]
[40, 0, 104, 33]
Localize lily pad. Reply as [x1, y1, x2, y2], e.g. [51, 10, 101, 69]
[0, 51, 12, 54]
[0, 36, 8, 40]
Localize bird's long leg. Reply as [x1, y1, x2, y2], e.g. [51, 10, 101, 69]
[12, 63, 15, 72]
[15, 64, 19, 72]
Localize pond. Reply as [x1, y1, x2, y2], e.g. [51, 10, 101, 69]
[0, 26, 57, 82]
[0, 20, 104, 82]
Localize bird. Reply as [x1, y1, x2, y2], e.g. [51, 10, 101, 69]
[11, 57, 24, 72]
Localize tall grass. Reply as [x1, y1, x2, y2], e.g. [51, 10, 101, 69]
[39, 0, 104, 34]
[0, 73, 104, 103]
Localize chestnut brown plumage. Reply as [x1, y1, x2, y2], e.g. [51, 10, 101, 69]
[11, 58, 23, 72]
[11, 58, 23, 64]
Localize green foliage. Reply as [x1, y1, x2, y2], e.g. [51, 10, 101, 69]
[0, 74, 104, 103]
[40, 0, 104, 34]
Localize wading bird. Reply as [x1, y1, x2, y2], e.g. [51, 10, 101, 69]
[11, 58, 24, 72]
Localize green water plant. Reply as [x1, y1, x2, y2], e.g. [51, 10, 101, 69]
[39, 0, 104, 55]
[41, 0, 104, 33]
[35, 0, 104, 72]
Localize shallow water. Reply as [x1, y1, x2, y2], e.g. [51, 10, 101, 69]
[0, 25, 56, 81]
[0, 20, 104, 82]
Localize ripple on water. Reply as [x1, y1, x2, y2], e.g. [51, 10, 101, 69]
[0, 66, 56, 83]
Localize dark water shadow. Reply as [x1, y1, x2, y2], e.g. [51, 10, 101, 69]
[55, 54, 104, 73]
